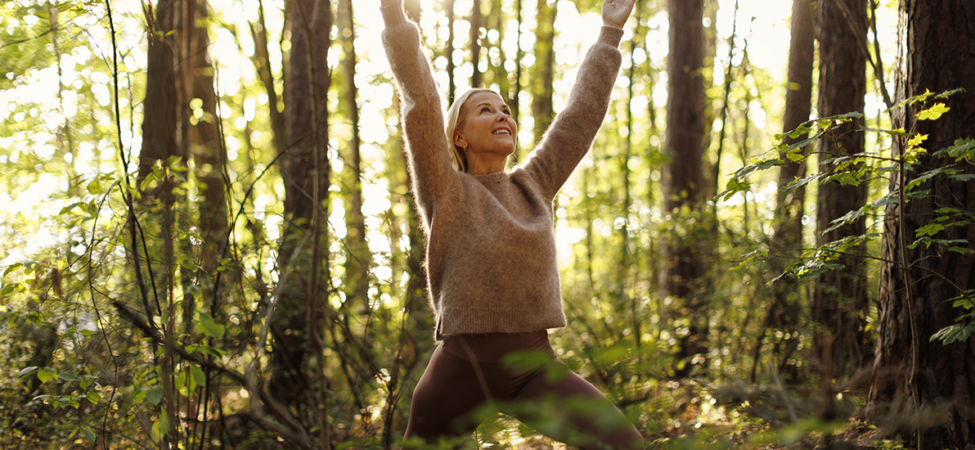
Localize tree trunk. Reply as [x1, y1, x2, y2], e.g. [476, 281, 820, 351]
[531, 0, 557, 144]
[661, 0, 707, 377]
[813, 0, 869, 378]
[139, 1, 182, 445]
[757, 0, 814, 383]
[249, 0, 287, 155]
[469, 0, 482, 87]
[340, 0, 370, 314]
[511, 0, 523, 162]
[869, 2, 975, 448]
[188, 0, 227, 312]
[270, 0, 332, 431]
[446, 0, 456, 105]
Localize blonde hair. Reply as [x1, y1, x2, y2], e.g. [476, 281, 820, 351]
[444, 88, 504, 172]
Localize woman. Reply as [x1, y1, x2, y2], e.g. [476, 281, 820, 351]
[380, 0, 642, 448]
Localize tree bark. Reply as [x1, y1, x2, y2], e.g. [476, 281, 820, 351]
[340, 0, 370, 314]
[757, 0, 814, 383]
[661, 0, 707, 377]
[270, 0, 332, 428]
[531, 0, 557, 145]
[813, 0, 869, 378]
[188, 0, 228, 312]
[249, 0, 287, 155]
[469, 0, 482, 87]
[869, 2, 975, 448]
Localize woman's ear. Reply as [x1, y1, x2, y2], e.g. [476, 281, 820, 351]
[453, 130, 467, 150]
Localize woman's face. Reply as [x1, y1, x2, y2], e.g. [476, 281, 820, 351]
[454, 91, 517, 158]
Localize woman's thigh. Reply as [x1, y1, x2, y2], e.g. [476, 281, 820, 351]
[404, 345, 497, 446]
[512, 363, 643, 450]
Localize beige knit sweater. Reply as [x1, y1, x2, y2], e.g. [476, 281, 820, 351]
[381, 4, 623, 339]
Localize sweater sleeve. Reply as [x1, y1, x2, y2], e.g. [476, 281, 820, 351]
[520, 27, 624, 200]
[381, 4, 459, 230]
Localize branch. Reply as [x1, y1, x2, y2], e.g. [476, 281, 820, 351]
[111, 300, 315, 449]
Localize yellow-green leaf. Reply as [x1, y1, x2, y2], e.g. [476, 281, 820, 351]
[87, 392, 101, 403]
[37, 368, 58, 383]
[151, 419, 166, 443]
[908, 134, 929, 148]
[918, 102, 950, 121]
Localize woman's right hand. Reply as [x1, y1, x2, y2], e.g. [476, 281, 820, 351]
[602, 0, 635, 29]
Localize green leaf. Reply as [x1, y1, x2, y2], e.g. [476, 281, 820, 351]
[824, 208, 867, 234]
[917, 102, 950, 121]
[931, 323, 975, 345]
[191, 365, 206, 390]
[81, 426, 96, 443]
[196, 311, 225, 339]
[37, 368, 58, 383]
[784, 130, 825, 153]
[151, 418, 167, 443]
[934, 138, 975, 160]
[785, 148, 806, 162]
[87, 392, 101, 403]
[915, 223, 945, 238]
[86, 178, 101, 195]
[145, 386, 163, 405]
[950, 174, 975, 182]
[59, 373, 79, 382]
[907, 167, 946, 190]
[17, 366, 39, 379]
[3, 263, 22, 278]
[196, 345, 227, 358]
[139, 171, 158, 192]
[827, 172, 862, 186]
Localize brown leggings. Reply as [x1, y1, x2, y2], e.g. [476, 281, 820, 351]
[404, 331, 643, 449]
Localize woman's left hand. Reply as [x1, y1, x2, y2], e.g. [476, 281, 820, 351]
[602, 0, 635, 29]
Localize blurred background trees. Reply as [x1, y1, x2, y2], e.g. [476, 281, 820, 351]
[0, 0, 973, 448]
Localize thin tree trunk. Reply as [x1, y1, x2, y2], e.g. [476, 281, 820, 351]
[712, 0, 740, 216]
[662, 0, 707, 378]
[340, 0, 370, 313]
[531, 0, 557, 144]
[249, 0, 287, 155]
[813, 0, 869, 379]
[446, 0, 456, 105]
[511, 0, 523, 162]
[138, 0, 181, 446]
[755, 0, 815, 384]
[469, 0, 482, 87]
[271, 2, 333, 442]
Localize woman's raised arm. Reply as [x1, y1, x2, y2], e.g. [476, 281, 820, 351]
[380, 1, 459, 229]
[519, 0, 635, 199]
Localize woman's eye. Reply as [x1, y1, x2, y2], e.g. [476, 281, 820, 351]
[481, 107, 491, 113]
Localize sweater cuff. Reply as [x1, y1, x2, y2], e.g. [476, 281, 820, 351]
[597, 26, 625, 48]
[381, 3, 409, 27]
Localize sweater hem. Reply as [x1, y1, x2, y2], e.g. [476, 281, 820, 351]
[438, 305, 567, 338]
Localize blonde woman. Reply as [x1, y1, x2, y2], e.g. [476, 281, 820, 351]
[380, 0, 642, 448]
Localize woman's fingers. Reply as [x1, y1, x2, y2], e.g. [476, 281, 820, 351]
[602, 0, 636, 29]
